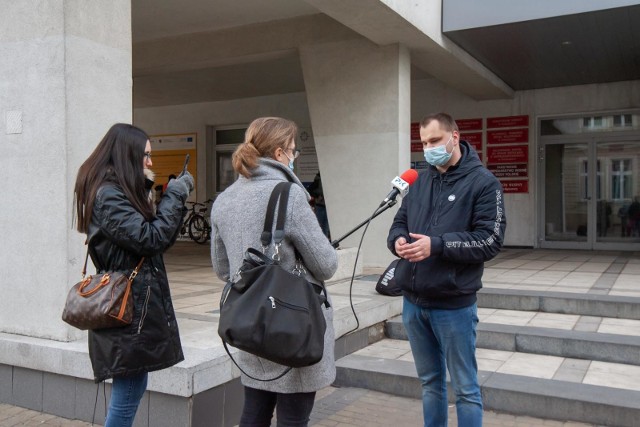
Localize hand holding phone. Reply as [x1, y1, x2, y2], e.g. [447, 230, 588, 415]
[180, 154, 190, 177]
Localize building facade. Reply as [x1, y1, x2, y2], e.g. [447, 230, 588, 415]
[0, 1, 639, 423]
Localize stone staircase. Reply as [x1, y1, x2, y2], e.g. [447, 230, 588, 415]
[334, 287, 640, 426]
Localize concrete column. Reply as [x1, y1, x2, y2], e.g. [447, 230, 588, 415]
[300, 39, 411, 266]
[0, 0, 132, 341]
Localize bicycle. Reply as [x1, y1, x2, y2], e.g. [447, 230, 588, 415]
[180, 199, 213, 244]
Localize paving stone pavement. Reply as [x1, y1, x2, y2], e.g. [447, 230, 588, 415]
[307, 387, 595, 427]
[2, 246, 620, 426]
[0, 386, 596, 427]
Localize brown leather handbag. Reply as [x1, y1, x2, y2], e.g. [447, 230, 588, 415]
[62, 249, 144, 330]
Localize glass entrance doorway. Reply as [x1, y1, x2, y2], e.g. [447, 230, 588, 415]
[541, 138, 640, 250]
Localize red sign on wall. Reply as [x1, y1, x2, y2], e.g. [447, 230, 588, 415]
[461, 132, 482, 144]
[461, 132, 482, 152]
[487, 145, 528, 164]
[500, 180, 529, 193]
[488, 163, 528, 178]
[457, 118, 483, 131]
[487, 115, 529, 129]
[411, 142, 422, 153]
[469, 141, 483, 152]
[411, 122, 420, 141]
[487, 128, 529, 144]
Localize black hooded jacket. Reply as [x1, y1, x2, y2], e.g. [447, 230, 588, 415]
[387, 141, 506, 309]
[86, 179, 187, 382]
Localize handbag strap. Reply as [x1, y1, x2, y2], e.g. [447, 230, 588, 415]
[80, 244, 144, 280]
[221, 340, 293, 382]
[129, 257, 146, 281]
[258, 183, 330, 309]
[261, 181, 291, 248]
[81, 248, 90, 279]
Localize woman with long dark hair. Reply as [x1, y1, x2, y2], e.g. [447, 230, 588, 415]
[73, 123, 194, 426]
[210, 117, 338, 426]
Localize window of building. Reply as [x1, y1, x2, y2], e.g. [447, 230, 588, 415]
[610, 158, 633, 200]
[540, 112, 639, 135]
[580, 159, 602, 200]
[583, 116, 604, 129]
[613, 114, 633, 128]
[215, 127, 246, 193]
[216, 129, 246, 145]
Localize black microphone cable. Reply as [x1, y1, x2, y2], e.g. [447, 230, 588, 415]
[335, 201, 393, 340]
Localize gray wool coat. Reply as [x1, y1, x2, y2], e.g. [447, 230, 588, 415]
[210, 158, 339, 393]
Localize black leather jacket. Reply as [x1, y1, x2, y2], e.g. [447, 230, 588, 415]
[86, 180, 187, 382]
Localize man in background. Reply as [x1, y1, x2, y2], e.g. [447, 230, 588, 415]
[163, 174, 177, 194]
[308, 172, 330, 239]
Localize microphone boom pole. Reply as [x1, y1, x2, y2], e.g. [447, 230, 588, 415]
[330, 169, 417, 248]
[330, 200, 397, 248]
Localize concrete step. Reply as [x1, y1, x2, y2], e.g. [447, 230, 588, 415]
[336, 288, 640, 425]
[335, 340, 640, 427]
[385, 312, 640, 366]
[478, 288, 640, 319]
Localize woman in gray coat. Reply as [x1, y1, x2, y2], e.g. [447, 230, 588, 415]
[210, 117, 338, 426]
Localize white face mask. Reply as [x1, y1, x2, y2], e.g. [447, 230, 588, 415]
[423, 134, 453, 167]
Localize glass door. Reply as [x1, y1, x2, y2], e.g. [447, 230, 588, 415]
[542, 142, 591, 248]
[541, 139, 640, 250]
[594, 141, 640, 248]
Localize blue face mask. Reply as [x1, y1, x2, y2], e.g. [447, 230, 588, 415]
[283, 151, 295, 172]
[424, 135, 453, 167]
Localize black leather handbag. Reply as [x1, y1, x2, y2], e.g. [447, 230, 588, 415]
[375, 259, 402, 296]
[218, 182, 329, 380]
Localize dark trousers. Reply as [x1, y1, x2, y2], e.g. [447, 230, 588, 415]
[239, 386, 316, 427]
[314, 204, 330, 239]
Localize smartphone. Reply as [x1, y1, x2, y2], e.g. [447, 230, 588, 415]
[182, 154, 190, 174]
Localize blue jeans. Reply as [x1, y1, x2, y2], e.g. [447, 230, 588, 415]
[105, 372, 148, 427]
[402, 298, 482, 427]
[240, 386, 316, 427]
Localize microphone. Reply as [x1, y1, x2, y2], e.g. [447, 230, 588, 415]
[380, 169, 419, 207]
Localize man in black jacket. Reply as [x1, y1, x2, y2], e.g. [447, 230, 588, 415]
[387, 113, 506, 427]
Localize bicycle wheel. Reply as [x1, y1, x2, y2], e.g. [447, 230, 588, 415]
[188, 214, 208, 244]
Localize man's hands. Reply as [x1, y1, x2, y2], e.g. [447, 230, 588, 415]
[395, 233, 432, 262]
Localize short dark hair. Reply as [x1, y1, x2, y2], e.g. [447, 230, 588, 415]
[420, 113, 459, 133]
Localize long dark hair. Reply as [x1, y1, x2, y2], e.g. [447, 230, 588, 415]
[74, 123, 155, 233]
